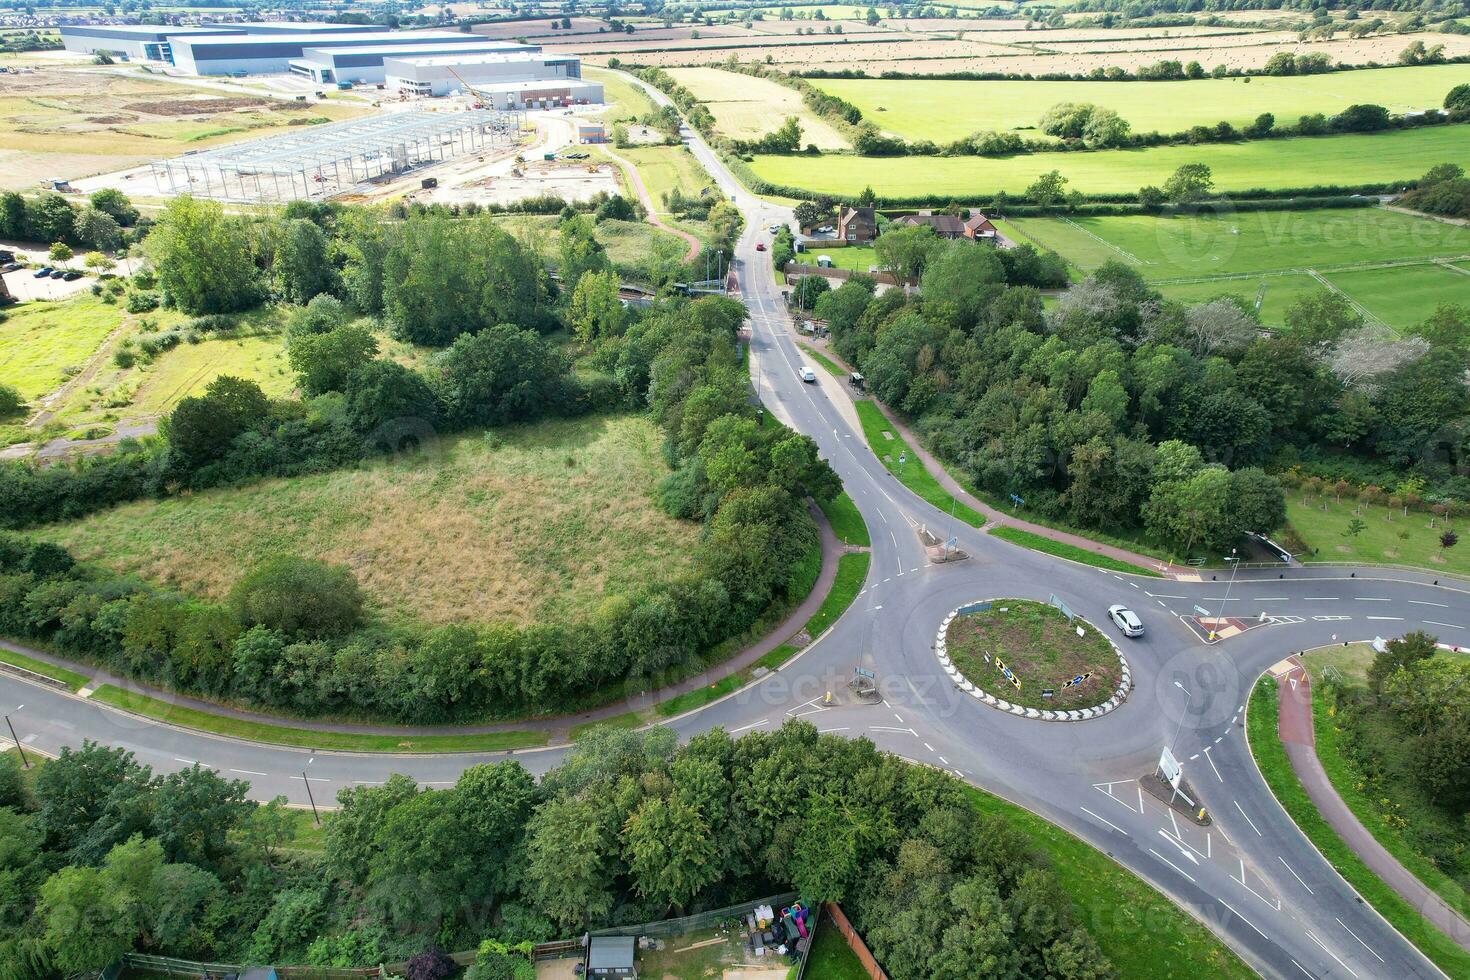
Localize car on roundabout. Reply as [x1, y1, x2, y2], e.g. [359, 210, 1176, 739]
[1108, 604, 1144, 637]
[799, 366, 817, 383]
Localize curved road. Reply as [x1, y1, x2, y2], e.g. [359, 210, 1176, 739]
[2, 82, 1462, 979]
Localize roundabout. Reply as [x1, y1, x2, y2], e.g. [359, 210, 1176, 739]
[935, 598, 1131, 721]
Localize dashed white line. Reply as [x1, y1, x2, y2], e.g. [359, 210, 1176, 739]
[1307, 931, 1359, 978]
[893, 713, 905, 724]
[172, 757, 196, 765]
[1303, 597, 1339, 601]
[730, 719, 769, 734]
[1278, 855, 1314, 895]
[1335, 917, 1385, 963]
[1147, 847, 1197, 883]
[1355, 597, 1391, 602]
[1234, 799, 1263, 836]
[289, 775, 330, 783]
[1218, 899, 1268, 941]
[1146, 593, 1187, 599]
[1080, 806, 1129, 835]
[1409, 599, 1449, 607]
[1291, 958, 1319, 979]
[1365, 616, 1404, 621]
[229, 768, 267, 777]
[818, 727, 850, 734]
[1425, 620, 1464, 629]
[923, 742, 935, 752]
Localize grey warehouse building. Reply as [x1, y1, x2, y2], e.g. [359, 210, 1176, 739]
[289, 40, 539, 85]
[167, 29, 477, 75]
[59, 24, 241, 63]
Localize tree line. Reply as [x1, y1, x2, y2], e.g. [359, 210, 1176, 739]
[813, 233, 1470, 554]
[0, 723, 1118, 979]
[0, 188, 140, 253]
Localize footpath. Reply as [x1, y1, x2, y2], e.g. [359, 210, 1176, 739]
[0, 506, 844, 746]
[1275, 660, 1470, 953]
[794, 335, 1174, 578]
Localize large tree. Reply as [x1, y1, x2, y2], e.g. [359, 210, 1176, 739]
[145, 196, 261, 314]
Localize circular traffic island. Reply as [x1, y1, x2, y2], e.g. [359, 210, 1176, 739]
[937, 599, 1130, 720]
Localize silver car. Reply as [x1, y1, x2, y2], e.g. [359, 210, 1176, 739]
[1108, 604, 1144, 637]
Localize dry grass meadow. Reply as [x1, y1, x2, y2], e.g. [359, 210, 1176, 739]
[37, 414, 700, 626]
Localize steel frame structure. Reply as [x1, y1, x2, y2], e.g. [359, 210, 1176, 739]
[149, 108, 525, 202]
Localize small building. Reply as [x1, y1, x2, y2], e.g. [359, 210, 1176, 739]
[836, 205, 876, 243]
[894, 209, 966, 239]
[578, 122, 608, 142]
[289, 40, 533, 85]
[964, 212, 998, 241]
[383, 50, 594, 103]
[586, 935, 637, 978]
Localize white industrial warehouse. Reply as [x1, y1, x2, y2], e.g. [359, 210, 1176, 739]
[149, 108, 526, 201]
[385, 51, 602, 105]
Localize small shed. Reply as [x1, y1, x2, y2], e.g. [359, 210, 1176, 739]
[578, 123, 607, 144]
[587, 935, 638, 978]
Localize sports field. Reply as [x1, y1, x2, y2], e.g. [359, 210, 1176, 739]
[748, 125, 1470, 197]
[1008, 208, 1470, 329]
[815, 65, 1470, 143]
[667, 67, 849, 149]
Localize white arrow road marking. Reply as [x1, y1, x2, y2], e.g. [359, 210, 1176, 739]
[1157, 829, 1200, 865]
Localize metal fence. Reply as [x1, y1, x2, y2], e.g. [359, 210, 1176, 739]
[589, 891, 798, 938]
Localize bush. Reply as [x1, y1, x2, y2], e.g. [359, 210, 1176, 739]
[227, 555, 364, 639]
[0, 382, 23, 418]
[125, 291, 159, 313]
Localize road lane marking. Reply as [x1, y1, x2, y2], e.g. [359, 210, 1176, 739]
[172, 757, 196, 764]
[1355, 597, 1390, 602]
[893, 713, 904, 724]
[730, 719, 769, 734]
[1335, 917, 1385, 963]
[1278, 856, 1314, 894]
[1146, 592, 1186, 598]
[1203, 746, 1223, 782]
[1147, 847, 1197, 883]
[229, 768, 267, 777]
[1409, 599, 1449, 607]
[1234, 799, 1263, 836]
[1291, 959, 1319, 979]
[1235, 859, 1283, 911]
[818, 727, 849, 733]
[1157, 830, 1200, 865]
[1307, 931, 1359, 978]
[1218, 899, 1268, 941]
[1425, 620, 1464, 629]
[923, 742, 935, 752]
[869, 726, 918, 736]
[1303, 597, 1339, 601]
[1365, 616, 1404, 621]
[938, 755, 949, 765]
[1079, 806, 1129, 835]
[289, 775, 330, 783]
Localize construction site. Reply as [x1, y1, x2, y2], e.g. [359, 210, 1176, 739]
[145, 107, 527, 202]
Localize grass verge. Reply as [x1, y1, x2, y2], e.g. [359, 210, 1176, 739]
[989, 525, 1160, 577]
[804, 346, 845, 378]
[89, 686, 548, 754]
[853, 400, 987, 528]
[820, 491, 870, 547]
[963, 785, 1254, 979]
[0, 648, 90, 692]
[1246, 678, 1470, 977]
[806, 918, 868, 980]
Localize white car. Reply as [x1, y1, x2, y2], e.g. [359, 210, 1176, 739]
[1108, 604, 1144, 637]
[768, 223, 782, 233]
[799, 366, 817, 383]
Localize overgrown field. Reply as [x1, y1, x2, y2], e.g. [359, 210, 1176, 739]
[747, 125, 1470, 197]
[36, 413, 701, 626]
[1284, 494, 1470, 576]
[814, 65, 1470, 143]
[667, 66, 849, 148]
[0, 294, 126, 401]
[1003, 208, 1470, 329]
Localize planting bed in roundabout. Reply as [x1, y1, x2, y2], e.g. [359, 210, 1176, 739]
[937, 598, 1130, 720]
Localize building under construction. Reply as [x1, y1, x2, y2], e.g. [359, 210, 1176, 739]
[148, 108, 524, 202]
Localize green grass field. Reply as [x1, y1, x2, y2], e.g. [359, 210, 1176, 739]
[853, 400, 987, 528]
[0, 294, 124, 401]
[819, 490, 871, 546]
[806, 922, 868, 980]
[749, 125, 1470, 197]
[0, 648, 90, 691]
[36, 414, 700, 628]
[813, 65, 1470, 143]
[617, 144, 717, 206]
[989, 525, 1160, 576]
[667, 67, 850, 149]
[1006, 208, 1470, 329]
[1284, 494, 1470, 576]
[492, 214, 693, 274]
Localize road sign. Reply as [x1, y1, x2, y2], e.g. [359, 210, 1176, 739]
[1193, 605, 1210, 618]
[854, 666, 876, 679]
[1159, 746, 1183, 790]
[1009, 493, 1025, 507]
[945, 535, 958, 551]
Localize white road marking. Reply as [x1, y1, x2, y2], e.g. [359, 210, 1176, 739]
[1303, 596, 1339, 601]
[1355, 597, 1391, 602]
[893, 713, 904, 724]
[1278, 856, 1314, 895]
[1146, 592, 1187, 599]
[229, 768, 268, 777]
[1157, 829, 1200, 865]
[1235, 858, 1283, 911]
[1409, 599, 1449, 607]
[172, 757, 196, 765]
[1425, 620, 1464, 629]
[869, 725, 918, 736]
[1234, 799, 1263, 836]
[1365, 616, 1404, 621]
[1203, 747, 1223, 782]
[938, 755, 949, 765]
[1307, 931, 1359, 978]
[923, 742, 935, 752]
[1157, 600, 1167, 607]
[1147, 847, 1197, 883]
[730, 719, 769, 734]
[1291, 959, 1319, 979]
[290, 775, 330, 783]
[1218, 899, 1268, 941]
[1080, 806, 1129, 836]
[1336, 917, 1385, 963]
[818, 727, 850, 734]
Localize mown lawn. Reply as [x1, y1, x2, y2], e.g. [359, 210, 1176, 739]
[1323, 262, 1470, 330]
[852, 400, 986, 528]
[945, 598, 1121, 709]
[805, 921, 868, 980]
[36, 414, 701, 627]
[617, 143, 717, 207]
[749, 126, 1470, 197]
[820, 491, 871, 547]
[0, 294, 124, 401]
[0, 647, 90, 691]
[814, 65, 1470, 143]
[989, 525, 1160, 577]
[1284, 494, 1470, 576]
[1153, 273, 1322, 326]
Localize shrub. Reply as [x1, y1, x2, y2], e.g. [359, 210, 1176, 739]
[125, 291, 159, 313]
[404, 947, 456, 980]
[113, 347, 136, 369]
[227, 555, 364, 639]
[0, 382, 23, 418]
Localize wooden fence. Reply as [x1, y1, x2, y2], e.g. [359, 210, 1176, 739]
[820, 902, 888, 980]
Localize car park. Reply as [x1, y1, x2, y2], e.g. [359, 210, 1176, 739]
[1107, 605, 1144, 637]
[33, 267, 52, 278]
[49, 269, 66, 279]
[62, 270, 83, 281]
[800, 366, 817, 383]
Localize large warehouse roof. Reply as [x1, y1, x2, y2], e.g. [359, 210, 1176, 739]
[300, 40, 535, 59]
[58, 24, 240, 40]
[175, 29, 469, 50]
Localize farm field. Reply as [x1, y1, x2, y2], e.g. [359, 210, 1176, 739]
[0, 66, 370, 189]
[667, 67, 849, 148]
[814, 64, 1470, 144]
[36, 414, 701, 627]
[614, 143, 717, 205]
[587, 65, 658, 122]
[1007, 209, 1470, 329]
[1284, 494, 1470, 576]
[492, 214, 696, 273]
[747, 125, 1470, 197]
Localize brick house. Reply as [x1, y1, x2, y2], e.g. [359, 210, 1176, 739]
[964, 212, 998, 241]
[893, 210, 966, 239]
[836, 205, 876, 243]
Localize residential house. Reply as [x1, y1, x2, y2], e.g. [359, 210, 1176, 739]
[964, 212, 998, 241]
[893, 209, 965, 239]
[836, 205, 876, 243]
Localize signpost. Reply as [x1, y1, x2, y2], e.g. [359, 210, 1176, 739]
[1158, 746, 1195, 807]
[854, 666, 876, 679]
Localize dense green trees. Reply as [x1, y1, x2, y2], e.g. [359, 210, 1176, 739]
[146, 197, 261, 315]
[227, 556, 364, 639]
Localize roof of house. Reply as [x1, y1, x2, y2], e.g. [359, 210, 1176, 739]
[588, 935, 636, 969]
[899, 213, 965, 234]
[838, 205, 875, 222]
[964, 212, 995, 228]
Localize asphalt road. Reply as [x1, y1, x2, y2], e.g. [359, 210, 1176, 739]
[2, 80, 1463, 980]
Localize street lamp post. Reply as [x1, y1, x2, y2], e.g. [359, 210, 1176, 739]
[4, 713, 29, 769]
[302, 752, 321, 828]
[1169, 680, 1193, 755]
[1210, 548, 1240, 640]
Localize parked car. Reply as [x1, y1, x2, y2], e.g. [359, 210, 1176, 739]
[62, 270, 82, 281]
[1108, 605, 1144, 637]
[33, 267, 52, 278]
[755, 242, 766, 251]
[49, 268, 66, 279]
[1, 261, 22, 272]
[800, 366, 817, 383]
[768, 224, 781, 233]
